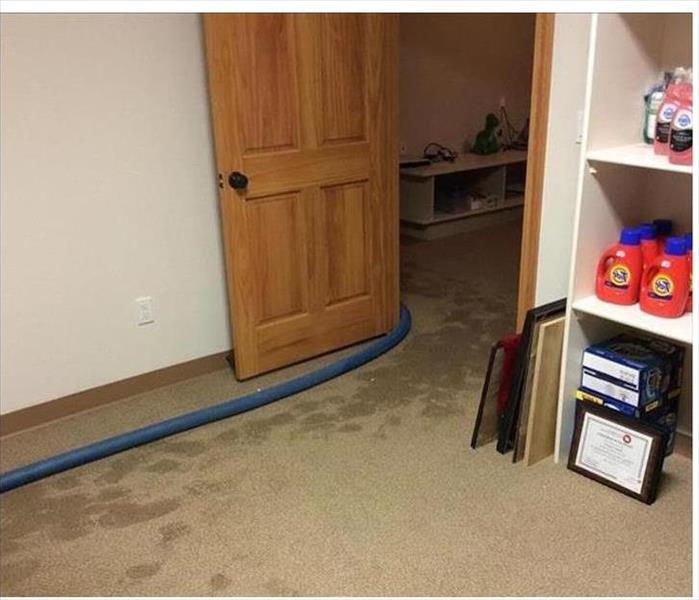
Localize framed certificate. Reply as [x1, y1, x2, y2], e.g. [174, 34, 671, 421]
[567, 401, 665, 504]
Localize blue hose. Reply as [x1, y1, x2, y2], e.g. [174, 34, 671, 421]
[0, 304, 411, 494]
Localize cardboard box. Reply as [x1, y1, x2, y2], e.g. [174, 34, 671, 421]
[580, 368, 643, 407]
[575, 388, 661, 418]
[581, 334, 683, 409]
[638, 334, 685, 395]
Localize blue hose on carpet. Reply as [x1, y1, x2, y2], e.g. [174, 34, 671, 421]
[0, 304, 411, 494]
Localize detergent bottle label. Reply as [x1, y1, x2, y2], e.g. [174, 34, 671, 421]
[656, 103, 678, 143]
[670, 109, 693, 153]
[605, 263, 631, 289]
[649, 273, 674, 300]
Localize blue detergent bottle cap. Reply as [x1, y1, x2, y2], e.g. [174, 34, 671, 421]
[639, 223, 657, 240]
[619, 227, 641, 246]
[685, 232, 693, 251]
[653, 219, 673, 236]
[665, 236, 687, 256]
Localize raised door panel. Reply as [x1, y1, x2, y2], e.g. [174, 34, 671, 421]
[318, 14, 367, 145]
[246, 193, 309, 325]
[322, 181, 370, 306]
[232, 14, 300, 155]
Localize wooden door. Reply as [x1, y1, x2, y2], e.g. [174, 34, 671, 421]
[203, 14, 399, 379]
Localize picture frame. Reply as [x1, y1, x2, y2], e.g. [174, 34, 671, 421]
[514, 314, 566, 465]
[471, 340, 505, 449]
[496, 298, 566, 454]
[567, 400, 666, 505]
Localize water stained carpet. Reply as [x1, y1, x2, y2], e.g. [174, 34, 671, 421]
[0, 221, 692, 596]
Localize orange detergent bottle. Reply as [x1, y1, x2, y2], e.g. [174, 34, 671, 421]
[640, 236, 690, 318]
[596, 228, 643, 305]
[639, 223, 660, 271]
[685, 233, 693, 313]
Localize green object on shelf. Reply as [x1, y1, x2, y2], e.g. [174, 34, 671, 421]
[472, 113, 501, 155]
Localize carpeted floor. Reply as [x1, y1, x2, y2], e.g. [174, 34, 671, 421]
[0, 220, 692, 596]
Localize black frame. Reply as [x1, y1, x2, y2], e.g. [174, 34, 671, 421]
[567, 400, 666, 505]
[471, 340, 504, 449]
[496, 298, 566, 454]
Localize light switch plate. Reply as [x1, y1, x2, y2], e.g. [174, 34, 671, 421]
[135, 296, 155, 326]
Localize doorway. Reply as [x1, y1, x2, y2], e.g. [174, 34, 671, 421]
[398, 13, 544, 337]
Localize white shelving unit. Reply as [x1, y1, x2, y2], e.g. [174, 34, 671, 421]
[572, 295, 692, 346]
[399, 150, 527, 238]
[587, 143, 693, 175]
[554, 14, 694, 463]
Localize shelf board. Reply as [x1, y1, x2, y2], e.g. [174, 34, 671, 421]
[400, 149, 528, 179]
[586, 144, 692, 174]
[572, 295, 693, 345]
[403, 197, 524, 226]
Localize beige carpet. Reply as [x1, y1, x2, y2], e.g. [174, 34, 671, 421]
[0, 220, 692, 597]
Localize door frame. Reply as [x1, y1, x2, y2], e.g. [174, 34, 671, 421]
[515, 13, 555, 331]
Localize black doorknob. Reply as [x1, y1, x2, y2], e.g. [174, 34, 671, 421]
[228, 171, 249, 190]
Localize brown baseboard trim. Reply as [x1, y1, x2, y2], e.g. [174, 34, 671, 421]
[0, 351, 231, 437]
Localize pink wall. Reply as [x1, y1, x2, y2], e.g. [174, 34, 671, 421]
[400, 14, 536, 157]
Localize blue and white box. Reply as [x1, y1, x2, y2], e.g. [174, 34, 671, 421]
[580, 334, 682, 410]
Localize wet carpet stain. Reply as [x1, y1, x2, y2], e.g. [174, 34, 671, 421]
[214, 428, 240, 443]
[210, 573, 231, 591]
[145, 459, 182, 474]
[0, 225, 522, 595]
[126, 562, 162, 579]
[96, 486, 131, 502]
[0, 557, 40, 585]
[97, 498, 181, 529]
[158, 521, 191, 544]
[157, 440, 207, 457]
[337, 423, 362, 433]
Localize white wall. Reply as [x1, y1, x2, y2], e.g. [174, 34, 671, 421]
[535, 14, 592, 306]
[0, 15, 231, 414]
[400, 14, 535, 156]
[0, 13, 593, 416]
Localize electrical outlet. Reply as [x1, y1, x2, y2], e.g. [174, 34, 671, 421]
[135, 296, 155, 326]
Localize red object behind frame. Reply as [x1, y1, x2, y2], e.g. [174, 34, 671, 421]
[496, 334, 521, 416]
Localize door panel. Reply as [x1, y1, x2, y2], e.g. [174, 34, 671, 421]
[204, 14, 398, 379]
[318, 14, 367, 144]
[322, 181, 370, 305]
[247, 193, 308, 324]
[232, 15, 299, 154]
